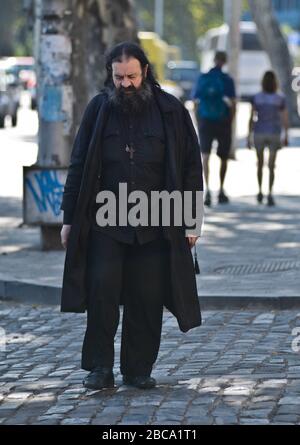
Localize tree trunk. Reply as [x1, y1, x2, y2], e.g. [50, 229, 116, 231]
[0, 2, 19, 56]
[249, 0, 300, 126]
[224, 0, 241, 158]
[224, 0, 241, 85]
[72, 0, 138, 146]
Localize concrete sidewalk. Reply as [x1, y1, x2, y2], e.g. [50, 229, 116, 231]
[0, 148, 299, 308]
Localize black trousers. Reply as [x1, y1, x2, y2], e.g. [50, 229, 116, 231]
[81, 229, 170, 377]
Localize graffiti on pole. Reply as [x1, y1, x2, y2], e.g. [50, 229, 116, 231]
[23, 167, 67, 224]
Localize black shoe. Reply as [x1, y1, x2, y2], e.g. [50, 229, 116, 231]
[83, 367, 115, 390]
[204, 191, 211, 207]
[257, 192, 263, 204]
[218, 190, 229, 204]
[267, 195, 275, 207]
[122, 375, 156, 389]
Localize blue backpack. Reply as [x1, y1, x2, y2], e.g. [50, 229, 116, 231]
[197, 71, 228, 121]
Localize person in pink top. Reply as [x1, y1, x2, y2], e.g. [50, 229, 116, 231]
[248, 71, 289, 206]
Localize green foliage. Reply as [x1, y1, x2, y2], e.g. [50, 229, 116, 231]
[136, 0, 251, 59]
[0, 0, 33, 57]
[188, 0, 224, 38]
[136, 0, 224, 59]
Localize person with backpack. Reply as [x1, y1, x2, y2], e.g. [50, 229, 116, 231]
[248, 71, 289, 206]
[192, 51, 236, 206]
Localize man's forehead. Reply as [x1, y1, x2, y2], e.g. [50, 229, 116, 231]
[112, 57, 142, 74]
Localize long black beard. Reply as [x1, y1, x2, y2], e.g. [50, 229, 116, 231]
[105, 80, 153, 114]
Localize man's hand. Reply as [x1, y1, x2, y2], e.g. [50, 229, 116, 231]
[186, 235, 199, 248]
[61, 224, 72, 249]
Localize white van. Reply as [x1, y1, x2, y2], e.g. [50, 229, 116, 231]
[198, 21, 271, 100]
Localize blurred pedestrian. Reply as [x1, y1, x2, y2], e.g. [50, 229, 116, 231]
[248, 71, 289, 206]
[192, 51, 236, 206]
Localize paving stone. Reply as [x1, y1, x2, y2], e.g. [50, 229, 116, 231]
[214, 416, 239, 425]
[278, 397, 300, 405]
[6, 392, 32, 400]
[240, 409, 272, 419]
[239, 419, 270, 425]
[275, 405, 300, 415]
[43, 405, 75, 415]
[272, 415, 299, 423]
[184, 416, 214, 425]
[61, 418, 90, 425]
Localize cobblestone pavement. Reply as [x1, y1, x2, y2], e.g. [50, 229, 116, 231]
[1, 302, 300, 425]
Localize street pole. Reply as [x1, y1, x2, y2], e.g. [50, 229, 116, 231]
[38, 0, 73, 249]
[33, 0, 41, 118]
[154, 0, 164, 37]
[24, 0, 74, 249]
[37, 0, 73, 168]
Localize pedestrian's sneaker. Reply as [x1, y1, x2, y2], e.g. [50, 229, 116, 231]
[267, 195, 275, 207]
[204, 190, 212, 207]
[257, 192, 263, 204]
[218, 190, 229, 204]
[122, 375, 156, 389]
[83, 366, 115, 390]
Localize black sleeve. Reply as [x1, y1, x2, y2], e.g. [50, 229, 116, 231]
[182, 106, 204, 235]
[61, 95, 100, 224]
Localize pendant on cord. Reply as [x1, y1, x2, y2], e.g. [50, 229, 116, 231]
[125, 144, 135, 160]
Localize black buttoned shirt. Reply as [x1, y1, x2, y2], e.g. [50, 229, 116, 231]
[90, 98, 166, 244]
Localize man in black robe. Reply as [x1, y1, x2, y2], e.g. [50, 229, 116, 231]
[60, 42, 203, 390]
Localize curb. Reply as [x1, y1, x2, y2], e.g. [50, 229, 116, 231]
[200, 296, 300, 310]
[0, 278, 61, 306]
[1, 278, 300, 310]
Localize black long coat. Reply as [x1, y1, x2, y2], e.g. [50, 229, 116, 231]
[60, 87, 204, 333]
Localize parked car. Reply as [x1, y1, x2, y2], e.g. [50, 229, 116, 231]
[165, 60, 199, 102]
[0, 57, 37, 110]
[0, 68, 21, 128]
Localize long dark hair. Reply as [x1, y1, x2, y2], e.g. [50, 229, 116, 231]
[104, 41, 161, 89]
[262, 71, 278, 94]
